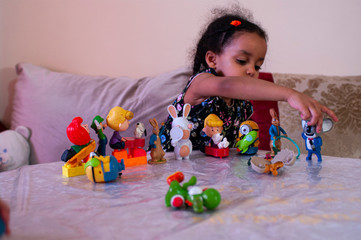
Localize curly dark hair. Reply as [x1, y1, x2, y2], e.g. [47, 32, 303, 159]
[191, 7, 268, 74]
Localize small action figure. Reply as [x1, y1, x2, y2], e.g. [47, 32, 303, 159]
[61, 117, 94, 164]
[302, 118, 333, 161]
[203, 114, 229, 149]
[106, 106, 134, 150]
[167, 104, 193, 160]
[235, 120, 259, 155]
[85, 152, 125, 183]
[202, 114, 229, 157]
[165, 172, 221, 213]
[250, 148, 297, 176]
[269, 108, 287, 155]
[148, 118, 166, 164]
[107, 106, 147, 167]
[91, 115, 108, 156]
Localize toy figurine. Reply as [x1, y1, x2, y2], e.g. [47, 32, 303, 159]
[202, 114, 229, 158]
[148, 118, 166, 164]
[203, 114, 229, 149]
[91, 115, 108, 156]
[107, 106, 147, 167]
[85, 152, 125, 183]
[235, 120, 259, 155]
[134, 122, 146, 139]
[167, 104, 192, 160]
[165, 172, 221, 213]
[61, 117, 95, 165]
[107, 106, 134, 150]
[302, 118, 333, 162]
[250, 148, 297, 176]
[269, 108, 287, 155]
[61, 117, 96, 177]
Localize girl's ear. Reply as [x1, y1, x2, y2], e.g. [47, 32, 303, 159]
[205, 51, 217, 69]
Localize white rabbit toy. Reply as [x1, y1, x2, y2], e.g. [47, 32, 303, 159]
[167, 103, 193, 160]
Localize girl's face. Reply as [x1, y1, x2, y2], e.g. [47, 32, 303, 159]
[211, 32, 267, 78]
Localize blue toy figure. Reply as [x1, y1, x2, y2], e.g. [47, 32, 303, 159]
[84, 152, 125, 183]
[269, 108, 287, 155]
[301, 119, 333, 161]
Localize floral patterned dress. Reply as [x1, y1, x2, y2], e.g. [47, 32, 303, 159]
[160, 68, 253, 152]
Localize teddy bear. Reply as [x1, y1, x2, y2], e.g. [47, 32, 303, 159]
[0, 126, 31, 172]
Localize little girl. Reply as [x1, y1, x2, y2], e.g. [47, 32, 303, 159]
[161, 10, 338, 152]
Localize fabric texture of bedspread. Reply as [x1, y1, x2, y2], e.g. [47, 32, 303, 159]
[0, 150, 360, 239]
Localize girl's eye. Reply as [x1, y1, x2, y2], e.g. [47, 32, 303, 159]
[255, 65, 262, 71]
[236, 59, 247, 65]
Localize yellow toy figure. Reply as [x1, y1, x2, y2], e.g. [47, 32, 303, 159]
[235, 120, 260, 155]
[203, 114, 229, 149]
[202, 114, 229, 158]
[107, 107, 134, 150]
[107, 106, 147, 167]
[85, 152, 125, 183]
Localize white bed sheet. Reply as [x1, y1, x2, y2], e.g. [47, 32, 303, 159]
[1, 150, 360, 239]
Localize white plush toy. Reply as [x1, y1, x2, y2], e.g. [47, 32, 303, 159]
[0, 126, 31, 171]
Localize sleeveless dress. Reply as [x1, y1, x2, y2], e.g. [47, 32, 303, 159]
[161, 68, 253, 151]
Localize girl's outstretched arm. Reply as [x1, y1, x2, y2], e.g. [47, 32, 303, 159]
[184, 73, 338, 132]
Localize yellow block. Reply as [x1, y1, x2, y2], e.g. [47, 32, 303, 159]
[62, 163, 86, 177]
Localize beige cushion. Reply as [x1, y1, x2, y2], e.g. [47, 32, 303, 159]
[274, 73, 361, 159]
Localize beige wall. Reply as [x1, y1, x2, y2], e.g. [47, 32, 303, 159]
[1, 0, 361, 127]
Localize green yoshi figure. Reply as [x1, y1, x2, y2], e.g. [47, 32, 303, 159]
[165, 172, 221, 213]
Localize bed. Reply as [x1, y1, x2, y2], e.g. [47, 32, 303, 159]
[1, 150, 361, 239]
[1, 63, 361, 239]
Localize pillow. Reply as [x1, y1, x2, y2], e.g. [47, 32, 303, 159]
[273, 73, 361, 159]
[12, 63, 277, 164]
[12, 63, 192, 164]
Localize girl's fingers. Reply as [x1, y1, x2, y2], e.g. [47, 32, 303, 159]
[321, 106, 339, 122]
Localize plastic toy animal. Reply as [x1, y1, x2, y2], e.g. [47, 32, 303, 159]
[85, 152, 125, 183]
[148, 118, 166, 164]
[302, 118, 333, 162]
[235, 120, 259, 155]
[269, 108, 287, 155]
[134, 122, 146, 139]
[167, 103, 192, 160]
[165, 172, 221, 213]
[0, 126, 32, 172]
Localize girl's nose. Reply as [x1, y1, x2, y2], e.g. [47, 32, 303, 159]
[246, 67, 255, 77]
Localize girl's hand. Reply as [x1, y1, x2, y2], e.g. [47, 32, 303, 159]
[286, 90, 338, 133]
[0, 199, 10, 236]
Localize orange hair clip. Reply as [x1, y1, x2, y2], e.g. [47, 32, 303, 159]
[230, 20, 241, 27]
